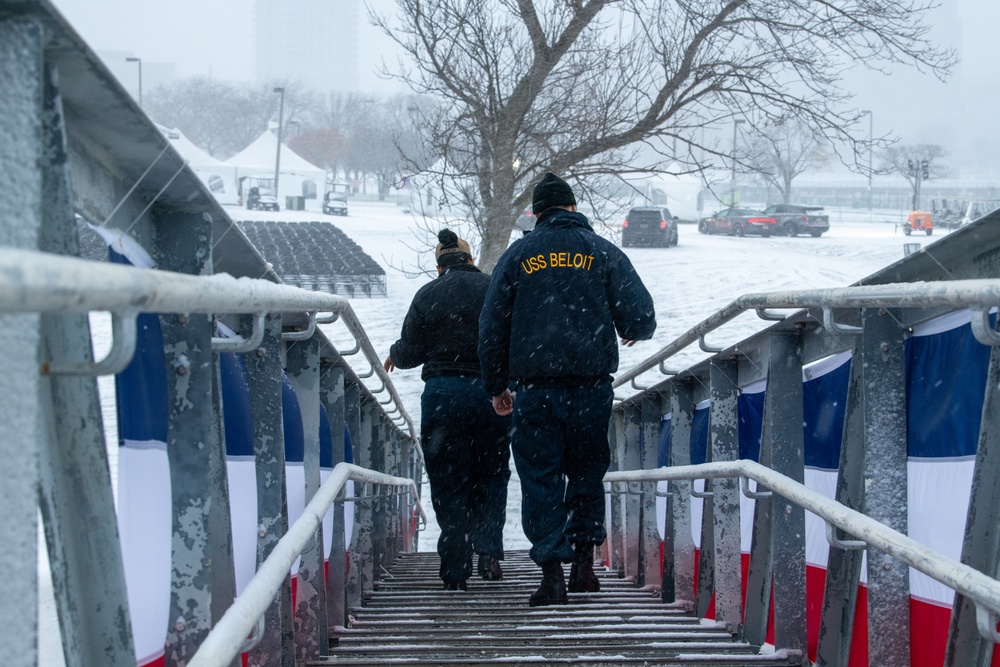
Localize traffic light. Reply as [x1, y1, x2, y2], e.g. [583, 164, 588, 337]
[908, 158, 914, 174]
[921, 159, 929, 180]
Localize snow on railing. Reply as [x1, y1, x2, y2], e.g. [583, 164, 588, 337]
[0, 246, 418, 447]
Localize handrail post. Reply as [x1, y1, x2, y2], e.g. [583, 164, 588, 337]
[207, 354, 239, 642]
[709, 358, 742, 635]
[639, 392, 664, 588]
[860, 307, 911, 665]
[370, 406, 389, 579]
[816, 345, 866, 666]
[621, 403, 643, 580]
[34, 58, 137, 665]
[744, 382, 775, 647]
[353, 400, 377, 597]
[664, 381, 695, 604]
[604, 406, 625, 572]
[320, 364, 348, 629]
[2, 20, 49, 666]
[768, 333, 807, 657]
[287, 337, 328, 660]
[946, 322, 1000, 664]
[245, 313, 294, 665]
[344, 381, 364, 615]
[155, 209, 230, 664]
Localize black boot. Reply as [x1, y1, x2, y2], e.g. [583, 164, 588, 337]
[568, 543, 601, 593]
[528, 562, 568, 607]
[443, 580, 468, 591]
[478, 553, 504, 581]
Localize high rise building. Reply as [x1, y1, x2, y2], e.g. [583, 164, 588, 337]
[255, 0, 360, 92]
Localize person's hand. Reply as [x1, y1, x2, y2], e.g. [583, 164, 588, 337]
[621, 338, 636, 347]
[383, 355, 395, 372]
[492, 389, 513, 416]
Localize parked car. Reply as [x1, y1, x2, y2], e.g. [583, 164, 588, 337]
[622, 206, 679, 247]
[246, 186, 279, 212]
[761, 204, 830, 237]
[698, 208, 777, 237]
[323, 191, 349, 216]
[514, 207, 536, 233]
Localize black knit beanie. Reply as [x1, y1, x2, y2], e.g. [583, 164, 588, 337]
[531, 172, 576, 217]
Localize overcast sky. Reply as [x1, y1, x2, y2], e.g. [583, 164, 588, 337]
[50, 0, 1000, 174]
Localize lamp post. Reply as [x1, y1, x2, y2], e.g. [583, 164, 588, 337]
[125, 57, 142, 109]
[862, 110, 873, 217]
[273, 87, 285, 199]
[730, 119, 746, 206]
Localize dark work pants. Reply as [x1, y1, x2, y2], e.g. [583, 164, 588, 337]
[421, 375, 511, 583]
[510, 380, 613, 565]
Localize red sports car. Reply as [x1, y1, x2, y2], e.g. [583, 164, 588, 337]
[698, 208, 777, 237]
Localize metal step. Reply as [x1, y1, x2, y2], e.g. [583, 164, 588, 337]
[312, 550, 801, 666]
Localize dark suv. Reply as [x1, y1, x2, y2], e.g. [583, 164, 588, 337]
[622, 206, 678, 247]
[761, 204, 829, 237]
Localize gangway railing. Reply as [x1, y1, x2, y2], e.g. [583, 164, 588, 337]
[605, 461, 1000, 638]
[614, 279, 1000, 392]
[605, 226, 1000, 667]
[0, 248, 426, 665]
[0, 247, 418, 447]
[189, 463, 426, 667]
[0, 247, 424, 665]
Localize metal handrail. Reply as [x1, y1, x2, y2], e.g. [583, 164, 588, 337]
[0, 248, 419, 447]
[614, 278, 1000, 389]
[605, 460, 1000, 620]
[188, 462, 426, 667]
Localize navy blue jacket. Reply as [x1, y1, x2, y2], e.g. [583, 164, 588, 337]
[390, 264, 491, 381]
[478, 210, 656, 396]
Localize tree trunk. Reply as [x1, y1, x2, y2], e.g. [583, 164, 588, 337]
[479, 213, 516, 274]
[782, 174, 793, 204]
[476, 162, 520, 274]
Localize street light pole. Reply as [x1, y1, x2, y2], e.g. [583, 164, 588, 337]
[273, 87, 285, 199]
[862, 110, 873, 218]
[126, 57, 142, 109]
[730, 119, 746, 206]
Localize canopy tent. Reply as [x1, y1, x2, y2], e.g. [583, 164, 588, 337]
[158, 125, 239, 205]
[225, 130, 327, 204]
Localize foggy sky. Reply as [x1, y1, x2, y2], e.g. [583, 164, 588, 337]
[50, 0, 1000, 174]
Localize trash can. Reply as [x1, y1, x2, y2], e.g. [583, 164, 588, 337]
[285, 196, 305, 211]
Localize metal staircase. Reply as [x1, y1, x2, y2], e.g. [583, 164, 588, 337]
[317, 550, 800, 666]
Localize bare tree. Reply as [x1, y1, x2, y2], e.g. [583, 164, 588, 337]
[373, 0, 953, 270]
[879, 143, 948, 211]
[144, 77, 240, 156]
[745, 119, 830, 204]
[145, 78, 320, 159]
[288, 128, 348, 172]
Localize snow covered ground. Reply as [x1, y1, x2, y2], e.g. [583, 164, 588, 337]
[39, 199, 939, 664]
[236, 200, 932, 554]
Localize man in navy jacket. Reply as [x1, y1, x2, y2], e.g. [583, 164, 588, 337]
[387, 230, 511, 590]
[479, 173, 656, 605]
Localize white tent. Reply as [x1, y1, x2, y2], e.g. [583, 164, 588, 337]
[159, 126, 239, 205]
[225, 130, 326, 205]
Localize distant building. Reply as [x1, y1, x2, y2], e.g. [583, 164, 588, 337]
[254, 0, 360, 92]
